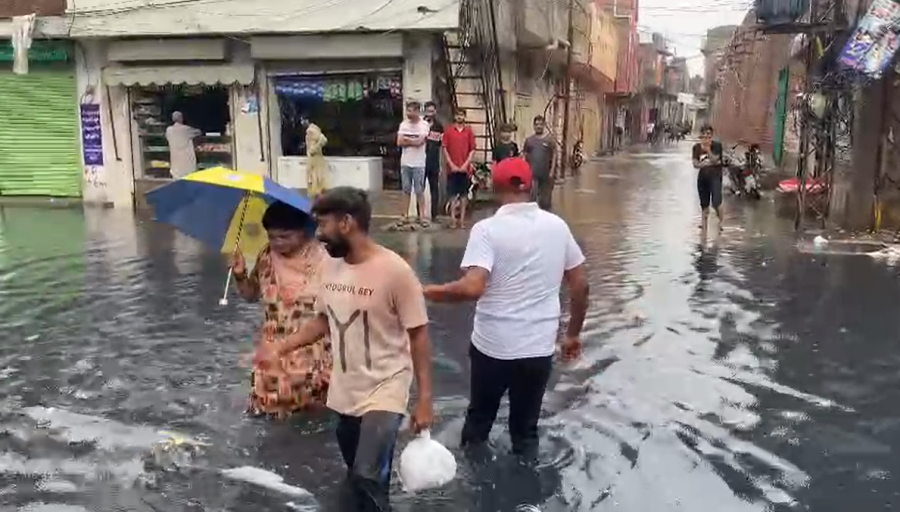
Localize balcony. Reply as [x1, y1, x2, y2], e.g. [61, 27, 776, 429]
[518, 0, 590, 65]
[0, 0, 67, 18]
[514, 0, 591, 51]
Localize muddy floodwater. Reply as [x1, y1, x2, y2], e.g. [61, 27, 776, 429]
[2, 145, 900, 511]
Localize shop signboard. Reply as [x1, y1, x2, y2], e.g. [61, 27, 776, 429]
[80, 104, 104, 167]
[0, 40, 72, 62]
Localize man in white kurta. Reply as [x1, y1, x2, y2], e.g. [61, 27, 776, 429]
[165, 111, 202, 179]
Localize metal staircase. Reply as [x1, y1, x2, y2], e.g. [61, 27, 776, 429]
[441, 0, 507, 163]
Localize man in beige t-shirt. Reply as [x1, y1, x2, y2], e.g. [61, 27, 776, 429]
[255, 187, 433, 510]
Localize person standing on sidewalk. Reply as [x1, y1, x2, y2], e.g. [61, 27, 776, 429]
[523, 116, 556, 211]
[398, 102, 430, 224]
[254, 187, 434, 510]
[442, 108, 477, 229]
[692, 124, 724, 236]
[423, 157, 589, 463]
[424, 101, 444, 221]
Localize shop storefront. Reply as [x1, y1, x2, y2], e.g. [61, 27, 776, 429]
[0, 40, 81, 197]
[130, 84, 233, 179]
[100, 56, 254, 205]
[251, 34, 412, 192]
[271, 70, 404, 190]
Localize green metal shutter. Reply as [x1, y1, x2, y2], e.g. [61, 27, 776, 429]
[772, 67, 790, 167]
[0, 70, 81, 197]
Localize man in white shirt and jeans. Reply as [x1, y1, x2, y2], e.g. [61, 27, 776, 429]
[397, 101, 431, 223]
[424, 157, 590, 462]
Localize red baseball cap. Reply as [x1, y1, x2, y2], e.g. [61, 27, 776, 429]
[492, 157, 533, 191]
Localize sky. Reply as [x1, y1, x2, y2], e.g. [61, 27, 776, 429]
[637, 0, 753, 75]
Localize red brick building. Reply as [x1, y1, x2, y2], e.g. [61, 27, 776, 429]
[709, 12, 794, 153]
[0, 0, 66, 18]
[597, 0, 641, 146]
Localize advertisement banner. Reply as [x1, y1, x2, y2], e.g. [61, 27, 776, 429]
[838, 0, 900, 78]
[80, 103, 104, 166]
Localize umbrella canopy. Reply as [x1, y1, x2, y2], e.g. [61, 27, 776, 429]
[146, 167, 315, 258]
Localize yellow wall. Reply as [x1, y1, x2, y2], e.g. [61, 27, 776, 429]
[580, 92, 603, 156]
[590, 6, 619, 82]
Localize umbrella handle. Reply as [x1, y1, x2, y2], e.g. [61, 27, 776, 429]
[221, 192, 251, 307]
[220, 270, 233, 306]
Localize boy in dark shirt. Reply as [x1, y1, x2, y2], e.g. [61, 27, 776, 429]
[492, 123, 519, 163]
[692, 124, 724, 235]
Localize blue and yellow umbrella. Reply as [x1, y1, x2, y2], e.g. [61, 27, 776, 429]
[146, 166, 315, 304]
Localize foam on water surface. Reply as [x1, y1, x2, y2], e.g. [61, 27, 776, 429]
[221, 466, 312, 498]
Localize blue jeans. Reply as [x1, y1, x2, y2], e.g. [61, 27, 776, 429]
[401, 166, 426, 195]
[336, 410, 403, 511]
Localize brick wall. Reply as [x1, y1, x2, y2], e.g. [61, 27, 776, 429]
[711, 12, 793, 153]
[0, 0, 67, 18]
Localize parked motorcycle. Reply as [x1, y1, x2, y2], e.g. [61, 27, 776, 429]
[723, 144, 762, 200]
[571, 140, 585, 173]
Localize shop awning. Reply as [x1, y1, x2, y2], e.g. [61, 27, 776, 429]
[68, 0, 459, 38]
[102, 65, 255, 87]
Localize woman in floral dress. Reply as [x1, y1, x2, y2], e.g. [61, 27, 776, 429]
[230, 201, 332, 417]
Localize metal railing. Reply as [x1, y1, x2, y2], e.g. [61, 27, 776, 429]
[460, 0, 507, 148]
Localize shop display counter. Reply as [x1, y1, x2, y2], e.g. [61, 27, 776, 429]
[275, 156, 383, 192]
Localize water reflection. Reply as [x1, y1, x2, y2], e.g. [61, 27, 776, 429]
[0, 145, 899, 510]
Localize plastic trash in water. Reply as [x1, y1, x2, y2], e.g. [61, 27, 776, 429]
[398, 430, 457, 492]
[221, 466, 311, 497]
[812, 235, 829, 251]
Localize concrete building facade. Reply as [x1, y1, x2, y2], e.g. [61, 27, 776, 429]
[2, 0, 620, 206]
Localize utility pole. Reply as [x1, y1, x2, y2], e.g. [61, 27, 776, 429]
[560, 0, 575, 180]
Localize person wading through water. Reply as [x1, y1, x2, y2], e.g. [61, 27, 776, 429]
[231, 201, 331, 418]
[423, 157, 589, 466]
[254, 187, 434, 511]
[692, 124, 724, 237]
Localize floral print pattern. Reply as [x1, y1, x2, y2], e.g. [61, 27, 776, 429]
[247, 242, 332, 418]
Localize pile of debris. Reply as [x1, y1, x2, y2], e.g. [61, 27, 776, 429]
[381, 217, 442, 232]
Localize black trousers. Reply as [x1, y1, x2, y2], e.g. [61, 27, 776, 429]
[425, 166, 441, 219]
[335, 410, 403, 512]
[461, 344, 553, 460]
[697, 170, 723, 210]
[532, 178, 554, 211]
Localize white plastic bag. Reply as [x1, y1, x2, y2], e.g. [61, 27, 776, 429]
[398, 430, 457, 492]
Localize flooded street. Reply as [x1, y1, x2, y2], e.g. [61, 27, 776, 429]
[2, 144, 900, 512]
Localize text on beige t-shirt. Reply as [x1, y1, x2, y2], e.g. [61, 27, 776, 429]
[315, 246, 429, 416]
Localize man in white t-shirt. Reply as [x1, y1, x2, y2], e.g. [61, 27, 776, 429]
[397, 101, 430, 222]
[423, 157, 590, 462]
